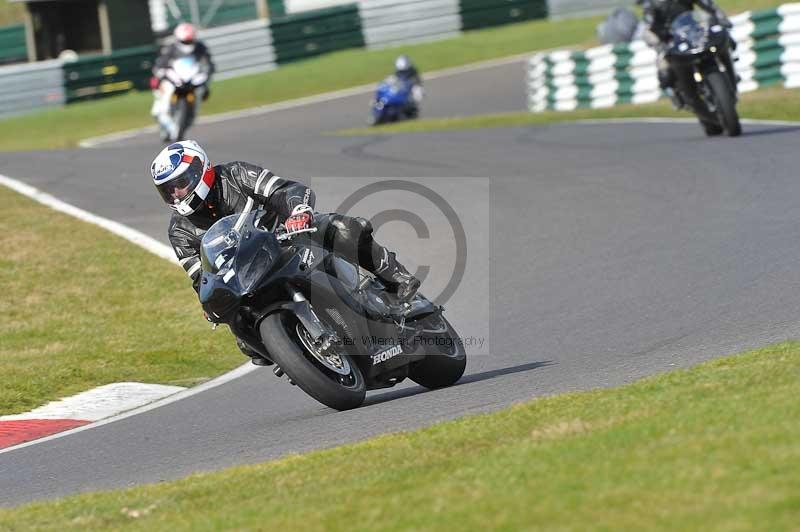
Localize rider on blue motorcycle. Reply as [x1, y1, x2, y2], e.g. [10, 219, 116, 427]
[394, 55, 424, 113]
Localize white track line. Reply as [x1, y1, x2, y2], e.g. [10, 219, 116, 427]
[78, 52, 533, 148]
[0, 174, 177, 263]
[0, 173, 257, 453]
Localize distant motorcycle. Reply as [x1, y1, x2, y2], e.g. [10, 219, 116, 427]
[199, 199, 467, 411]
[160, 56, 209, 142]
[666, 11, 741, 137]
[368, 75, 419, 126]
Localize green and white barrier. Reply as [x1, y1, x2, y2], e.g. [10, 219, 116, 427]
[528, 3, 800, 112]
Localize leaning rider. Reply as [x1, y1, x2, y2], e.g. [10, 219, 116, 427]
[637, 0, 733, 108]
[150, 140, 421, 365]
[394, 55, 424, 113]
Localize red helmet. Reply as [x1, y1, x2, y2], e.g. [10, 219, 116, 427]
[174, 23, 196, 45]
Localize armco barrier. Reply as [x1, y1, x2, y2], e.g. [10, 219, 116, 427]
[547, 0, 634, 19]
[360, 0, 461, 48]
[270, 4, 365, 64]
[0, 60, 64, 118]
[527, 3, 800, 112]
[198, 19, 276, 80]
[63, 45, 157, 103]
[0, 24, 27, 65]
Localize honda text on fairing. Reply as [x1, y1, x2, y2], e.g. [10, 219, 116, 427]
[199, 199, 466, 410]
[666, 11, 741, 136]
[368, 75, 419, 126]
[159, 56, 210, 142]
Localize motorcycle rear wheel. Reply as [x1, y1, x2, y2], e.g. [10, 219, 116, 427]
[259, 312, 366, 410]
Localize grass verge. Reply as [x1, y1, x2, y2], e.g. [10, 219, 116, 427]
[337, 85, 800, 135]
[0, 185, 240, 416]
[0, 0, 780, 151]
[1, 341, 799, 528]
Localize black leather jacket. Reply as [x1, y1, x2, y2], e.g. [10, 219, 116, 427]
[641, 0, 729, 42]
[154, 41, 215, 78]
[168, 162, 315, 290]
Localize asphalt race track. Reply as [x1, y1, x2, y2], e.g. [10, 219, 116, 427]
[3, 59, 800, 506]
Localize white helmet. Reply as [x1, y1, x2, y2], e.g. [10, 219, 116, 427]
[395, 54, 412, 73]
[173, 22, 197, 55]
[151, 140, 215, 216]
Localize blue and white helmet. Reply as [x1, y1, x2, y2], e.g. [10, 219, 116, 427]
[150, 140, 215, 216]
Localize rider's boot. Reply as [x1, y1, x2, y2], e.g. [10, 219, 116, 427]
[373, 247, 421, 303]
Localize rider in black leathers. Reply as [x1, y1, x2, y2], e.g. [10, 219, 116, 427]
[638, 0, 734, 108]
[150, 24, 215, 140]
[154, 143, 421, 365]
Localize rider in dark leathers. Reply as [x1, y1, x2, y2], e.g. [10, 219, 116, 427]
[157, 145, 421, 365]
[638, 0, 734, 108]
[150, 24, 215, 140]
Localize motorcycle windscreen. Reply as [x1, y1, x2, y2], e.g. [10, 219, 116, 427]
[670, 11, 707, 50]
[172, 57, 199, 81]
[235, 226, 282, 292]
[200, 214, 240, 274]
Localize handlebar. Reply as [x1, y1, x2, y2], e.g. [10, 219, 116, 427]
[276, 227, 318, 242]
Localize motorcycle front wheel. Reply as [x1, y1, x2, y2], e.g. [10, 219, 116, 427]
[259, 312, 366, 410]
[408, 314, 467, 389]
[707, 71, 741, 137]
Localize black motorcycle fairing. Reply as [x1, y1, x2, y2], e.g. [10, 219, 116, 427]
[199, 209, 445, 384]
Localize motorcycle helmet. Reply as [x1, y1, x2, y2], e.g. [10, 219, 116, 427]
[151, 140, 215, 216]
[395, 55, 414, 78]
[173, 23, 197, 54]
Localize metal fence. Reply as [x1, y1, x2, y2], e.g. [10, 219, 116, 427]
[360, 0, 461, 48]
[0, 60, 64, 118]
[199, 18, 276, 79]
[547, 0, 634, 19]
[63, 46, 157, 103]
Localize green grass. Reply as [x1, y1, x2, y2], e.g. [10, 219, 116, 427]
[0, 0, 781, 151]
[1, 341, 799, 529]
[0, 186, 242, 415]
[338, 85, 800, 135]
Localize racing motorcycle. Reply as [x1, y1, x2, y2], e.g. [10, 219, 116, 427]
[199, 198, 467, 411]
[368, 75, 419, 126]
[665, 11, 741, 137]
[160, 56, 210, 142]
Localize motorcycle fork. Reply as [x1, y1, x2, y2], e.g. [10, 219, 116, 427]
[286, 287, 338, 349]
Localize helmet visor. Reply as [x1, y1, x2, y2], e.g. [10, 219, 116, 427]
[157, 157, 203, 206]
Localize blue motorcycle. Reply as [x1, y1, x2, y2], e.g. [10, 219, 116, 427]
[368, 75, 419, 126]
